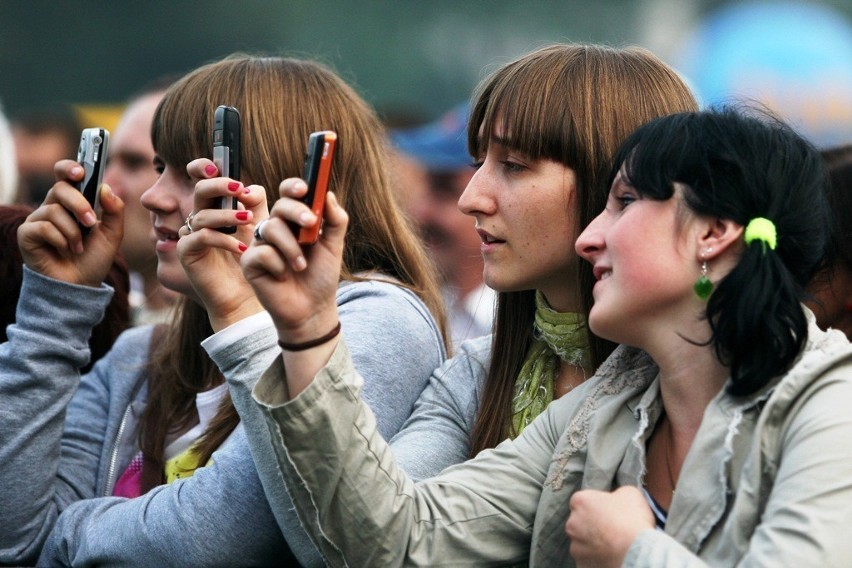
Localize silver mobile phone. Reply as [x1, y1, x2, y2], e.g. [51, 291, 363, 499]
[212, 105, 240, 234]
[75, 127, 109, 233]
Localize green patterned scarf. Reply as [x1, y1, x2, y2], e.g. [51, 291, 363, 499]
[510, 291, 591, 437]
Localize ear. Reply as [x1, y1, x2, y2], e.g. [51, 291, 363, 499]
[696, 217, 743, 261]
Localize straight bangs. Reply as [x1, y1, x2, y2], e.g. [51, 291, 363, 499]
[469, 48, 585, 167]
[615, 112, 692, 203]
[151, 60, 246, 176]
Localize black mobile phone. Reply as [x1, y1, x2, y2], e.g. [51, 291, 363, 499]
[212, 105, 241, 234]
[297, 131, 337, 245]
[75, 127, 109, 234]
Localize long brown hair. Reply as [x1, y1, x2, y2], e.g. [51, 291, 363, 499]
[467, 44, 698, 455]
[140, 55, 448, 490]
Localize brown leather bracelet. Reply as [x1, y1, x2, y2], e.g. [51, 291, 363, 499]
[278, 321, 342, 352]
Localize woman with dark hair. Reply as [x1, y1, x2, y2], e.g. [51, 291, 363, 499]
[243, 107, 852, 565]
[0, 55, 446, 566]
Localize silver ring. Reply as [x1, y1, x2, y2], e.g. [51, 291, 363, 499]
[253, 219, 268, 242]
[183, 212, 196, 234]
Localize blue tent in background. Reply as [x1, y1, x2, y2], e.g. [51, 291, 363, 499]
[676, 1, 852, 147]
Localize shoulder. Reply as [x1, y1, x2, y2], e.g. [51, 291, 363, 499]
[337, 278, 444, 349]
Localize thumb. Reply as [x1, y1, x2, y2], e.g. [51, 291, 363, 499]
[97, 184, 125, 239]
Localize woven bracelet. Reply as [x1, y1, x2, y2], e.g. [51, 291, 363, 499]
[278, 321, 342, 352]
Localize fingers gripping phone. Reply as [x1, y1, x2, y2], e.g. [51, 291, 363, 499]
[213, 105, 241, 234]
[297, 131, 337, 245]
[75, 128, 109, 234]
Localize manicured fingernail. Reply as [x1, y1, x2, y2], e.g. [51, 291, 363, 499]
[82, 212, 97, 227]
[228, 181, 240, 191]
[205, 164, 218, 176]
[299, 211, 313, 225]
[238, 242, 247, 252]
[293, 256, 307, 271]
[243, 187, 251, 195]
[235, 211, 249, 221]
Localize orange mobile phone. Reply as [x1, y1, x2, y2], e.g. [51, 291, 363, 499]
[298, 130, 337, 245]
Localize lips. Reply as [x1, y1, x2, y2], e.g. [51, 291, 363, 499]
[153, 225, 179, 242]
[592, 266, 612, 281]
[476, 228, 505, 245]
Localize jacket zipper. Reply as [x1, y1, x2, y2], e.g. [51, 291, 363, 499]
[103, 404, 131, 496]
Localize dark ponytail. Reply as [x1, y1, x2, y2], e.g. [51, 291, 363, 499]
[613, 107, 830, 395]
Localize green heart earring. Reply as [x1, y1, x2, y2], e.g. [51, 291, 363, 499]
[694, 253, 713, 300]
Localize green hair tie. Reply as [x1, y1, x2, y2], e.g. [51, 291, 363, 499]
[744, 217, 777, 252]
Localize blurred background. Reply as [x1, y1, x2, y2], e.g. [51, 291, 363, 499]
[0, 0, 849, 141]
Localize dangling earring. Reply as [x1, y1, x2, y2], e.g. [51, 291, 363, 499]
[694, 250, 713, 300]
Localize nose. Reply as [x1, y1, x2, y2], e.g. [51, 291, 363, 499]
[139, 173, 171, 214]
[575, 211, 607, 264]
[457, 164, 495, 218]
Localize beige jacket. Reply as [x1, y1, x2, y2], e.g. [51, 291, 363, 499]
[253, 315, 852, 567]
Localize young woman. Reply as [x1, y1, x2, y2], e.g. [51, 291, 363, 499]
[0, 55, 446, 566]
[385, 44, 698, 484]
[243, 107, 852, 566]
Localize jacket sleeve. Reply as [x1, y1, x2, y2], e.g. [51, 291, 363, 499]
[0, 268, 113, 565]
[209, 279, 448, 567]
[253, 340, 562, 567]
[38, 426, 296, 567]
[389, 336, 492, 482]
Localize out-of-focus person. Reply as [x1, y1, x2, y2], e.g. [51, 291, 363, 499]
[12, 105, 80, 206]
[392, 103, 495, 348]
[105, 82, 178, 325]
[0, 102, 18, 205]
[807, 144, 852, 339]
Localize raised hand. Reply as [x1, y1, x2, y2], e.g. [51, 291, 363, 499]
[18, 160, 124, 287]
[176, 158, 268, 331]
[241, 178, 347, 395]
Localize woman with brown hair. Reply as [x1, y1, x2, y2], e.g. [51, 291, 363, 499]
[0, 55, 446, 566]
[383, 44, 698, 484]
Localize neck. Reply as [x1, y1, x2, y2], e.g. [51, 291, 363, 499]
[652, 337, 728, 435]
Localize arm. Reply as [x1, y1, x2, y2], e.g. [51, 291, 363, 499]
[206, 281, 446, 566]
[0, 270, 114, 564]
[389, 336, 491, 482]
[253, 340, 559, 567]
[39, 427, 295, 567]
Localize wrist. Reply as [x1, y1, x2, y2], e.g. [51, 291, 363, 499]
[274, 306, 339, 346]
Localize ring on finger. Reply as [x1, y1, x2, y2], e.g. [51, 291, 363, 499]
[183, 212, 197, 234]
[254, 219, 268, 242]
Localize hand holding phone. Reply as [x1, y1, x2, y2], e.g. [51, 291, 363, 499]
[213, 105, 241, 234]
[75, 128, 109, 234]
[296, 131, 337, 245]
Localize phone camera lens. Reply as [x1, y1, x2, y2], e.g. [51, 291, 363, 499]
[93, 135, 102, 145]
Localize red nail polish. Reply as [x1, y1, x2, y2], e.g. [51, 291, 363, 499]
[236, 211, 249, 221]
[205, 164, 218, 176]
[238, 242, 248, 252]
[228, 181, 240, 192]
[243, 187, 251, 195]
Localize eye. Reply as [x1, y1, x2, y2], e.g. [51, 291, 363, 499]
[501, 160, 525, 173]
[617, 193, 637, 208]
